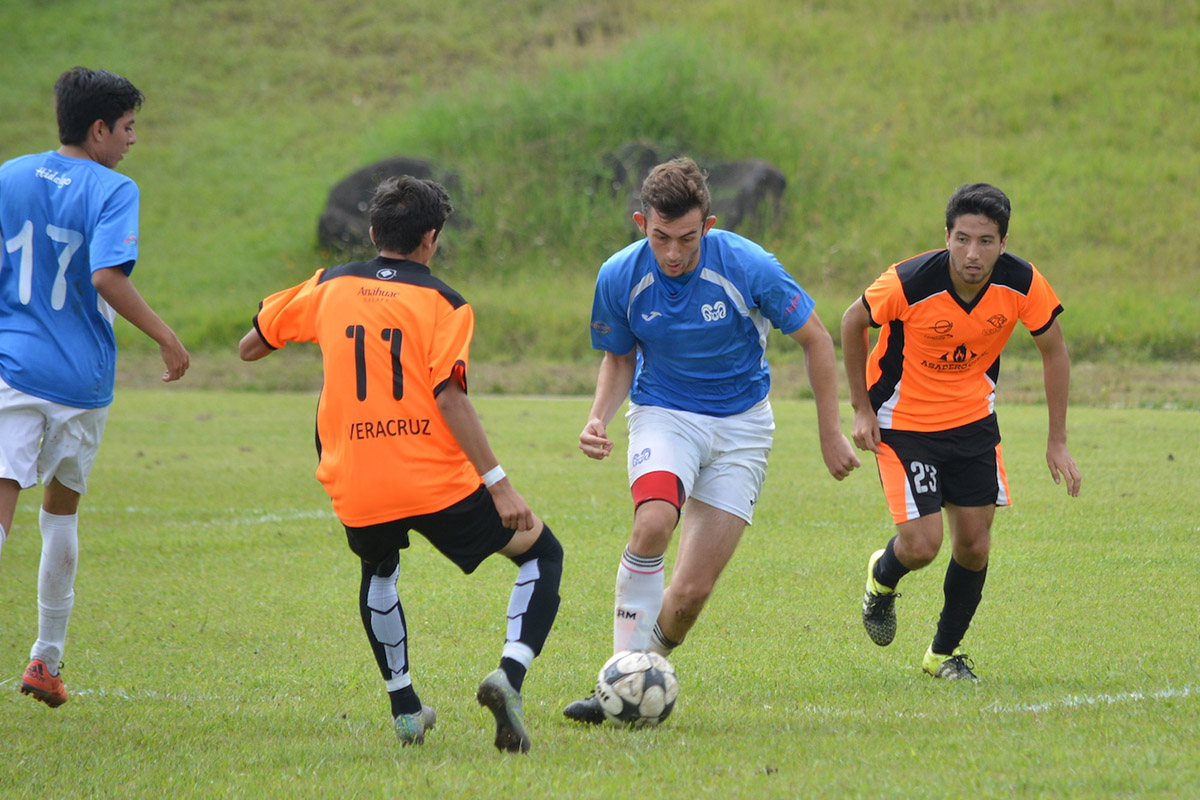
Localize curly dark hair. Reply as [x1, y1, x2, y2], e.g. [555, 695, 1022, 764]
[639, 157, 712, 221]
[368, 176, 454, 255]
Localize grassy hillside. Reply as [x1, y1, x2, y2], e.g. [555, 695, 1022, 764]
[2, 0, 1198, 375]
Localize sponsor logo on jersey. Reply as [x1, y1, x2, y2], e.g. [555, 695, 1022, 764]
[701, 301, 727, 322]
[123, 233, 138, 246]
[921, 343, 982, 371]
[641, 311, 663, 321]
[358, 286, 399, 301]
[632, 447, 652, 467]
[591, 320, 611, 335]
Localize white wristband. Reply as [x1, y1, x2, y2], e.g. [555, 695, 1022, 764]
[481, 465, 506, 488]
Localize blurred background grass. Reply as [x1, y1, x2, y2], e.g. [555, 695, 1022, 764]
[2, 0, 1197, 382]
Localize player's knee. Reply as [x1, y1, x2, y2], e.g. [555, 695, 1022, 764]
[630, 502, 678, 554]
[511, 524, 563, 574]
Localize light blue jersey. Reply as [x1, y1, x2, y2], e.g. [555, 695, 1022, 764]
[0, 151, 139, 408]
[589, 228, 815, 416]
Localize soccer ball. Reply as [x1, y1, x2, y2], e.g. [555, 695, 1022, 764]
[595, 649, 678, 728]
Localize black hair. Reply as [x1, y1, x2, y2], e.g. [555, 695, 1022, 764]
[368, 176, 454, 255]
[55, 67, 145, 146]
[945, 183, 1011, 238]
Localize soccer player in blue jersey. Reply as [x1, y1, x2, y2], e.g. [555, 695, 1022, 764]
[564, 157, 860, 723]
[0, 67, 190, 707]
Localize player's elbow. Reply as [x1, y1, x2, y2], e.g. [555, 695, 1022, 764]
[238, 330, 271, 361]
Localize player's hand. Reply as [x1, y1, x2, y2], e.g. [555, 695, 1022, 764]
[579, 418, 614, 460]
[160, 336, 190, 382]
[851, 407, 882, 453]
[821, 432, 862, 481]
[487, 479, 536, 531]
[1046, 441, 1081, 497]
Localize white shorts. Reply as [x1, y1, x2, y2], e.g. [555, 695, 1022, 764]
[0, 374, 109, 494]
[626, 399, 774, 524]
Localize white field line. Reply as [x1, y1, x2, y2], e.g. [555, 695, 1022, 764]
[6, 682, 1197, 716]
[73, 506, 338, 526]
[797, 684, 1199, 721]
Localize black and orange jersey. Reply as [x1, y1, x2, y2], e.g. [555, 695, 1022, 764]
[253, 256, 480, 526]
[861, 249, 1063, 432]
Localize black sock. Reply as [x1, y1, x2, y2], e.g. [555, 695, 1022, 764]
[932, 557, 988, 655]
[506, 526, 563, 657]
[500, 657, 527, 693]
[388, 685, 422, 717]
[874, 536, 911, 590]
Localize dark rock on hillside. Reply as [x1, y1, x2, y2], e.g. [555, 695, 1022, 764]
[603, 142, 786, 236]
[317, 157, 465, 255]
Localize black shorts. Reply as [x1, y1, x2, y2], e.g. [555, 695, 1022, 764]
[875, 416, 1010, 523]
[344, 485, 515, 576]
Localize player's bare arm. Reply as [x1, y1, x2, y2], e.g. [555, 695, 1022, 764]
[579, 349, 637, 460]
[788, 312, 860, 480]
[92, 266, 189, 381]
[1033, 319, 1082, 497]
[840, 299, 881, 453]
[436, 379, 537, 531]
[238, 327, 273, 362]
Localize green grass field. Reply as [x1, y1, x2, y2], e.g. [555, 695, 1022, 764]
[1, 391, 1196, 798]
[2, 0, 1198, 365]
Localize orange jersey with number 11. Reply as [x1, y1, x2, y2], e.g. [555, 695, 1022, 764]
[861, 249, 1063, 432]
[253, 257, 480, 526]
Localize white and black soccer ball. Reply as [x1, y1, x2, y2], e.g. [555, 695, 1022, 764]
[595, 649, 678, 728]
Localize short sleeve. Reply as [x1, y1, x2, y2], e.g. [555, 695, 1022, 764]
[1022, 264, 1064, 336]
[589, 262, 636, 355]
[254, 270, 324, 348]
[90, 179, 139, 274]
[861, 266, 906, 327]
[429, 300, 474, 393]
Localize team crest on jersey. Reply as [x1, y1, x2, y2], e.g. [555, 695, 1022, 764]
[701, 301, 727, 322]
[984, 314, 1008, 334]
[376, 268, 397, 280]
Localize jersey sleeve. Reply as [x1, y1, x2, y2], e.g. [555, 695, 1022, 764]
[253, 270, 324, 348]
[589, 261, 636, 355]
[1021, 263, 1064, 336]
[861, 265, 907, 327]
[748, 252, 814, 334]
[90, 179, 139, 275]
[430, 300, 474, 394]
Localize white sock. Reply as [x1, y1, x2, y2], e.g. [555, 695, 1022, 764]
[649, 622, 679, 657]
[31, 509, 78, 671]
[0, 522, 7, 566]
[613, 547, 664, 652]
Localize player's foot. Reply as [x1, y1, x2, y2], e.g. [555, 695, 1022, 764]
[562, 692, 606, 725]
[475, 669, 531, 753]
[922, 647, 979, 681]
[862, 549, 899, 646]
[20, 659, 68, 708]
[393, 704, 437, 746]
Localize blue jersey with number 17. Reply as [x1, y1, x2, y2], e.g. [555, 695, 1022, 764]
[0, 151, 139, 408]
[589, 228, 815, 417]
